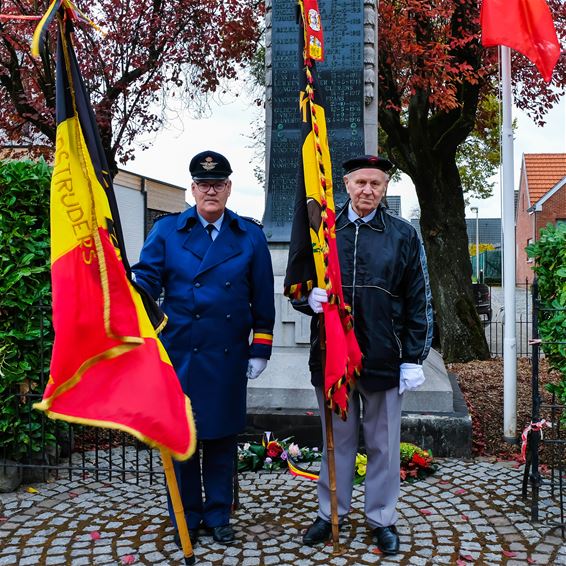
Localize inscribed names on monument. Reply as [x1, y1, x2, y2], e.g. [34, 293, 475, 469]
[264, 0, 365, 242]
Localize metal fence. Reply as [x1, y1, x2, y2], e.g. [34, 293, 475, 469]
[522, 279, 566, 535]
[0, 283, 539, 486]
[484, 281, 533, 358]
[1, 303, 164, 486]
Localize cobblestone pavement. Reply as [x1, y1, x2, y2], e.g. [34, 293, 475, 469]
[1, 457, 566, 565]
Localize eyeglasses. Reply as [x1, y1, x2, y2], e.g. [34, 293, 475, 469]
[194, 181, 228, 193]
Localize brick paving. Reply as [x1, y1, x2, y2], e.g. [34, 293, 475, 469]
[1, 456, 566, 565]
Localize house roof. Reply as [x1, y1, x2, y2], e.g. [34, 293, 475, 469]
[524, 153, 566, 205]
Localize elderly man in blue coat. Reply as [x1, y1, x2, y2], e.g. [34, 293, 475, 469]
[132, 150, 275, 545]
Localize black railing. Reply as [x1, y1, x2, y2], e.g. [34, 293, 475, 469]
[484, 281, 533, 358]
[0, 282, 545, 486]
[522, 279, 566, 535]
[1, 303, 164, 485]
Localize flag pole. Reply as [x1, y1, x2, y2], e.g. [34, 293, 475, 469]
[161, 450, 195, 565]
[319, 315, 343, 555]
[500, 45, 517, 442]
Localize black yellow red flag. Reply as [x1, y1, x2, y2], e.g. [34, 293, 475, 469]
[32, 1, 196, 460]
[284, 0, 361, 419]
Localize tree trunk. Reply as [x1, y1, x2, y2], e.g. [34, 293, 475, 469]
[411, 152, 490, 362]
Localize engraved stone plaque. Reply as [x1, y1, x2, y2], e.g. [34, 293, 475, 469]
[264, 0, 365, 242]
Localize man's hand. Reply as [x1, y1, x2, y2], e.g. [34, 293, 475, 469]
[307, 287, 328, 314]
[399, 363, 425, 394]
[247, 358, 268, 380]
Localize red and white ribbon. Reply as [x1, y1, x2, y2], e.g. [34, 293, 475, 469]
[521, 419, 551, 462]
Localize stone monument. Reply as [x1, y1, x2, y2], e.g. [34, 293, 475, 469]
[246, 0, 470, 457]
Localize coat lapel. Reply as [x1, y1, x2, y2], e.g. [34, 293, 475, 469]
[181, 222, 211, 261]
[196, 224, 242, 276]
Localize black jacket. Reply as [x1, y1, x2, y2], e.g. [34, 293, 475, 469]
[293, 202, 433, 391]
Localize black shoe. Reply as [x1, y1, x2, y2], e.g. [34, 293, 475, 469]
[302, 516, 333, 546]
[373, 525, 400, 555]
[174, 529, 199, 548]
[211, 524, 235, 544]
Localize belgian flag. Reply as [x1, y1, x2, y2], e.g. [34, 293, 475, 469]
[284, 0, 361, 419]
[32, 1, 196, 461]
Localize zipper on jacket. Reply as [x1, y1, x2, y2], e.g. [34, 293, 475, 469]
[352, 223, 360, 321]
[392, 320, 403, 358]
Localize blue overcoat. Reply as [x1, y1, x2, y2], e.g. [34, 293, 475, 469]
[132, 206, 275, 439]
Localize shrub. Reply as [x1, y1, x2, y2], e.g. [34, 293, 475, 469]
[526, 223, 566, 405]
[0, 158, 55, 461]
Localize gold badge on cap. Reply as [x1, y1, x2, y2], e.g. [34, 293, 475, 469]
[200, 156, 218, 171]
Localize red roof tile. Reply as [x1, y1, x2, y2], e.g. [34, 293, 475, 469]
[524, 153, 566, 205]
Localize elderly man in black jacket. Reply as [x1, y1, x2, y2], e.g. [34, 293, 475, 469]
[297, 155, 433, 555]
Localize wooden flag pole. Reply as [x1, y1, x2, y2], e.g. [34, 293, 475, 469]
[161, 449, 195, 565]
[319, 314, 343, 555]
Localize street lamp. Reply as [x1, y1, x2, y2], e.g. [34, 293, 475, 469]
[470, 206, 479, 281]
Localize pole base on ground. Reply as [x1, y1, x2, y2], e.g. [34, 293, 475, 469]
[184, 554, 196, 565]
[504, 436, 518, 445]
[330, 544, 346, 556]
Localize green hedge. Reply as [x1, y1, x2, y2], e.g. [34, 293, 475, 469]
[0, 159, 55, 461]
[526, 223, 566, 405]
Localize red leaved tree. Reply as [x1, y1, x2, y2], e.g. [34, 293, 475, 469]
[0, 0, 263, 173]
[378, 0, 566, 361]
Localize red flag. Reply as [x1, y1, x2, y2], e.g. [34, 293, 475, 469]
[32, 1, 196, 461]
[481, 0, 560, 83]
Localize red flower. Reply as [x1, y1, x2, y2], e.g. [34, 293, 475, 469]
[266, 441, 283, 459]
[412, 453, 430, 468]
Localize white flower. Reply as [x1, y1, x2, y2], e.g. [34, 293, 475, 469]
[288, 443, 300, 458]
[243, 442, 250, 451]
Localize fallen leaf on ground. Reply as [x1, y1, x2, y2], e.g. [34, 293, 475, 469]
[68, 492, 78, 498]
[419, 509, 433, 516]
[0, 517, 7, 522]
[461, 514, 469, 521]
[121, 555, 136, 564]
[502, 550, 518, 558]
[26, 487, 38, 494]
[460, 553, 473, 561]
[90, 531, 101, 541]
[527, 558, 537, 564]
[454, 488, 467, 495]
[371, 548, 382, 555]
[438, 480, 451, 485]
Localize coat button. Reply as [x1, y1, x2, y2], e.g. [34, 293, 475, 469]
[226, 314, 231, 319]
[195, 314, 201, 319]
[195, 282, 201, 288]
[193, 347, 198, 353]
[224, 348, 229, 354]
[225, 281, 231, 287]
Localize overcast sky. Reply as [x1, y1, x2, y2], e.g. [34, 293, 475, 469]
[125, 84, 566, 222]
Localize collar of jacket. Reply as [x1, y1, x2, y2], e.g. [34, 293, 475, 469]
[335, 200, 386, 232]
[175, 206, 249, 233]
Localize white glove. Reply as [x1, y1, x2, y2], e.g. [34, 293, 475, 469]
[307, 287, 328, 314]
[247, 358, 268, 380]
[399, 363, 425, 394]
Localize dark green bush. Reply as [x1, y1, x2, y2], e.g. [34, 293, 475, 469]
[526, 223, 566, 405]
[0, 158, 55, 461]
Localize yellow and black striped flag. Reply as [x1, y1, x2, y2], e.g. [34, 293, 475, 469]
[284, 0, 361, 419]
[32, 0, 195, 460]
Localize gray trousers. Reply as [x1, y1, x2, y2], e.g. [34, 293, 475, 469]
[315, 382, 402, 528]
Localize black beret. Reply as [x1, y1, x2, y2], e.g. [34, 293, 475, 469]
[189, 150, 233, 180]
[342, 154, 393, 174]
